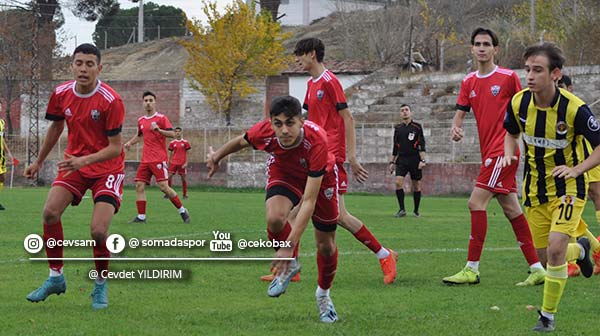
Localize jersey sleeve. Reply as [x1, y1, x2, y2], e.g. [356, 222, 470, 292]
[511, 72, 522, 93]
[326, 78, 348, 111]
[168, 141, 174, 151]
[574, 105, 600, 148]
[137, 119, 143, 136]
[302, 82, 310, 112]
[392, 127, 399, 156]
[307, 138, 328, 177]
[417, 125, 426, 152]
[45, 91, 65, 121]
[161, 115, 173, 130]
[106, 98, 125, 137]
[244, 120, 271, 151]
[456, 79, 471, 112]
[185, 141, 191, 150]
[503, 98, 521, 135]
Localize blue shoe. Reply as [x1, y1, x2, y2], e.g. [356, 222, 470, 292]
[26, 275, 66, 302]
[317, 295, 338, 323]
[91, 281, 108, 310]
[267, 259, 301, 297]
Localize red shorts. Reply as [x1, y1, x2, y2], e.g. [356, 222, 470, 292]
[336, 162, 348, 195]
[266, 164, 339, 229]
[475, 156, 518, 194]
[168, 163, 187, 175]
[135, 161, 169, 184]
[52, 170, 125, 212]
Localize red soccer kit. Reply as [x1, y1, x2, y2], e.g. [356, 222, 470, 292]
[245, 119, 339, 226]
[46, 80, 125, 207]
[303, 69, 350, 193]
[168, 139, 191, 175]
[135, 112, 173, 183]
[456, 66, 522, 194]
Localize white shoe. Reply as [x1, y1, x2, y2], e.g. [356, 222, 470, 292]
[316, 295, 338, 323]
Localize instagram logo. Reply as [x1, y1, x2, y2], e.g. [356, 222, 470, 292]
[24, 234, 43, 254]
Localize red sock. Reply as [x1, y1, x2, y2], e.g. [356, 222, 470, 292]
[353, 225, 383, 253]
[510, 214, 539, 265]
[136, 200, 146, 215]
[170, 196, 183, 209]
[93, 238, 110, 278]
[317, 249, 338, 290]
[268, 222, 299, 257]
[467, 210, 487, 262]
[43, 221, 64, 272]
[182, 180, 187, 197]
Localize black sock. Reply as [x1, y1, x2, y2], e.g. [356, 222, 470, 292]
[414, 191, 422, 213]
[396, 189, 405, 210]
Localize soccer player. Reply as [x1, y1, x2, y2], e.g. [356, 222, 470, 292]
[124, 91, 190, 223]
[388, 104, 426, 217]
[293, 37, 398, 284]
[503, 42, 599, 332]
[167, 127, 191, 199]
[207, 96, 340, 323]
[557, 75, 600, 277]
[0, 115, 14, 210]
[443, 28, 545, 286]
[24, 43, 125, 309]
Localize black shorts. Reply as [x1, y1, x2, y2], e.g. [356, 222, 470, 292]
[395, 156, 422, 180]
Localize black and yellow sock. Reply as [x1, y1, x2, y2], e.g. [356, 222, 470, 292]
[542, 263, 568, 313]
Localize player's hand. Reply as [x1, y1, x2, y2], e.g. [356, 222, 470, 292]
[349, 158, 369, 183]
[206, 146, 219, 178]
[182, 163, 188, 169]
[151, 122, 159, 131]
[418, 161, 426, 169]
[500, 155, 518, 168]
[388, 163, 395, 175]
[58, 153, 87, 177]
[124, 142, 131, 151]
[24, 161, 41, 179]
[7, 153, 14, 165]
[272, 247, 294, 276]
[451, 126, 464, 142]
[552, 165, 581, 179]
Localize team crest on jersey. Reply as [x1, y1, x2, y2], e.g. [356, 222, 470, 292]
[299, 158, 307, 169]
[408, 132, 415, 141]
[484, 158, 492, 167]
[90, 109, 100, 122]
[324, 187, 334, 200]
[64, 108, 73, 118]
[562, 195, 575, 205]
[156, 163, 163, 170]
[556, 121, 568, 135]
[317, 90, 324, 101]
[490, 85, 501, 96]
[588, 116, 600, 132]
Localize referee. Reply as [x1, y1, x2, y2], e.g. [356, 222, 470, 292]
[389, 104, 426, 217]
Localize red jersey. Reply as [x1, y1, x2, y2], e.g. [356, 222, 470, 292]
[245, 120, 335, 181]
[168, 139, 191, 165]
[46, 80, 125, 178]
[303, 69, 347, 163]
[456, 66, 521, 160]
[137, 112, 173, 163]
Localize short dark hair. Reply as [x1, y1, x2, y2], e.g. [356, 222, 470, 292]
[400, 104, 410, 109]
[523, 42, 565, 71]
[143, 91, 156, 99]
[558, 74, 572, 87]
[294, 38, 325, 62]
[269, 96, 302, 118]
[471, 27, 499, 47]
[73, 43, 101, 63]
[175, 126, 182, 131]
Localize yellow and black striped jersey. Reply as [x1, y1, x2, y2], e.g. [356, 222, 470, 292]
[504, 88, 600, 206]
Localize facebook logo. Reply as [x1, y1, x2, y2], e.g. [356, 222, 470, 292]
[106, 234, 126, 254]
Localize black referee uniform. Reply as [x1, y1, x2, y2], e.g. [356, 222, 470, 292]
[392, 121, 426, 180]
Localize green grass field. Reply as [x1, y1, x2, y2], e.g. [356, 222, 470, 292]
[1, 187, 599, 335]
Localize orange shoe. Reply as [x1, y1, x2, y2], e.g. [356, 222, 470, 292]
[260, 268, 300, 282]
[593, 236, 600, 275]
[379, 248, 398, 284]
[567, 262, 581, 277]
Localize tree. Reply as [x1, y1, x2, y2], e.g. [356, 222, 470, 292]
[259, 0, 281, 21]
[93, 1, 187, 48]
[180, 0, 292, 125]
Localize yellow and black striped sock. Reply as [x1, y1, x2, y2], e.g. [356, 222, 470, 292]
[542, 263, 567, 314]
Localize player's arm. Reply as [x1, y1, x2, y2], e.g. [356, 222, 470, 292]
[340, 108, 368, 182]
[124, 131, 141, 150]
[502, 103, 521, 168]
[2, 136, 13, 163]
[24, 120, 64, 178]
[451, 109, 467, 141]
[58, 133, 122, 174]
[417, 126, 427, 168]
[154, 127, 175, 138]
[206, 134, 251, 178]
[389, 127, 398, 174]
[183, 142, 191, 169]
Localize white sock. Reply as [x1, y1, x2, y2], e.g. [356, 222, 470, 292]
[541, 310, 554, 321]
[138, 214, 146, 220]
[178, 207, 186, 214]
[316, 286, 329, 297]
[578, 243, 585, 260]
[466, 261, 479, 270]
[529, 262, 544, 271]
[49, 268, 63, 277]
[376, 247, 390, 259]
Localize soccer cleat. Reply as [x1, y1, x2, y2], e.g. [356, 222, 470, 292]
[413, 212, 420, 218]
[379, 248, 398, 284]
[394, 210, 406, 218]
[532, 310, 555, 332]
[180, 209, 190, 223]
[163, 194, 169, 199]
[567, 262, 580, 277]
[316, 295, 338, 323]
[0, 203, 5, 210]
[516, 268, 546, 286]
[128, 216, 146, 224]
[442, 266, 480, 285]
[267, 259, 301, 297]
[260, 267, 300, 282]
[576, 237, 594, 278]
[26, 275, 66, 302]
[91, 281, 108, 310]
[183, 195, 188, 200]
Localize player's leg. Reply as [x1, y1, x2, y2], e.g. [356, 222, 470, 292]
[180, 170, 188, 199]
[394, 162, 408, 217]
[0, 171, 5, 210]
[131, 163, 150, 223]
[157, 179, 189, 223]
[410, 165, 423, 217]
[314, 227, 338, 323]
[585, 180, 600, 274]
[26, 186, 74, 302]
